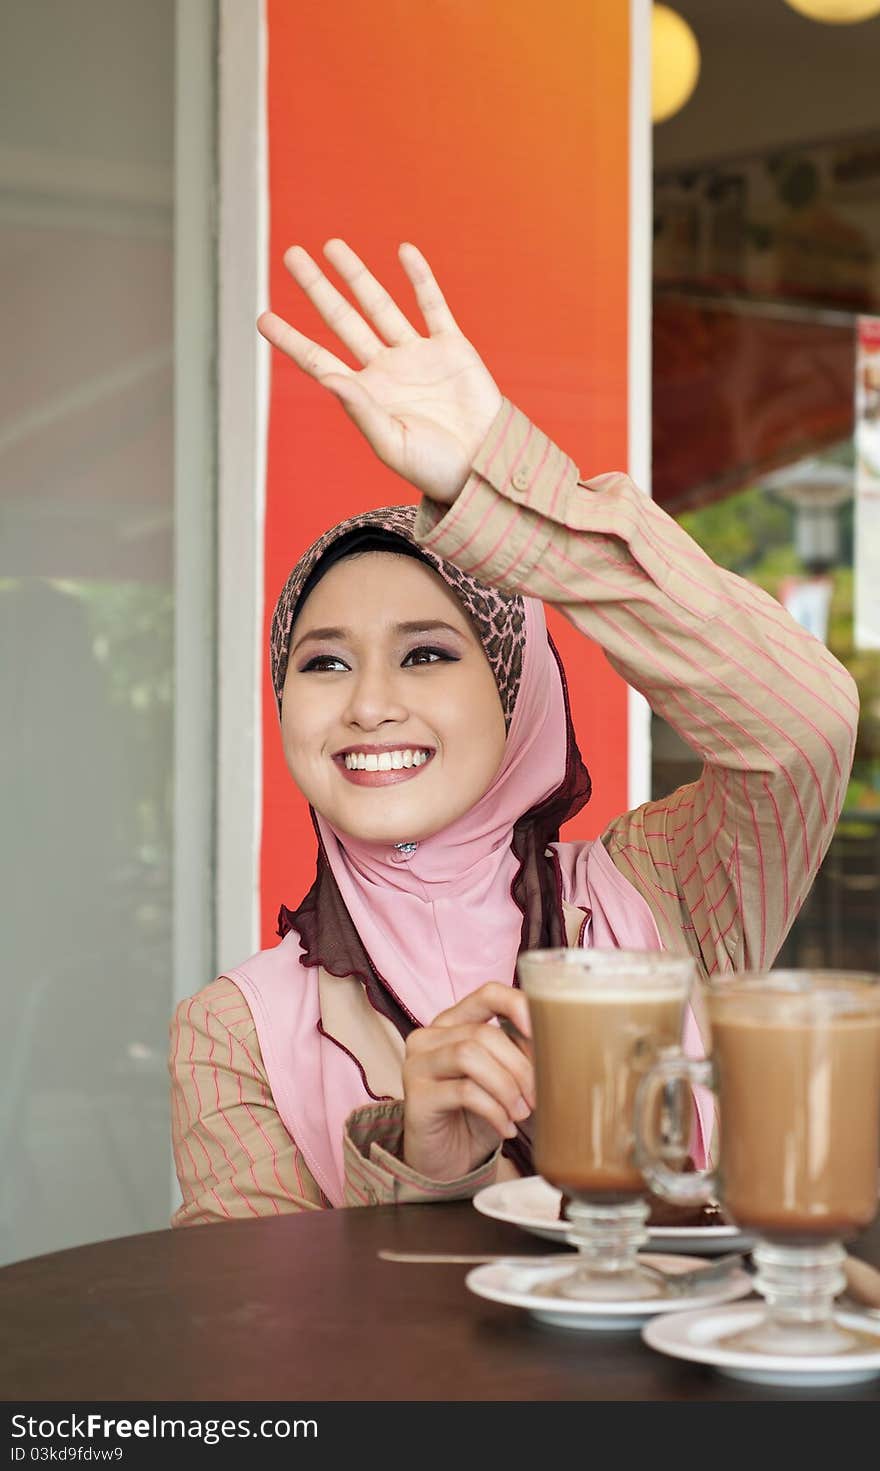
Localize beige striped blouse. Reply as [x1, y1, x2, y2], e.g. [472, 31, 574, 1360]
[169, 397, 858, 1227]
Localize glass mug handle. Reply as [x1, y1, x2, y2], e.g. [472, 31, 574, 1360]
[634, 1053, 719, 1205]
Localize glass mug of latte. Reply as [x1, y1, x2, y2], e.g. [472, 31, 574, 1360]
[516, 948, 697, 1301]
[635, 970, 880, 1354]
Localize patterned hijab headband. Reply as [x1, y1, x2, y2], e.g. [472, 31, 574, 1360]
[270, 504, 527, 731]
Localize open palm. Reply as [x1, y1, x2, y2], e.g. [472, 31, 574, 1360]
[257, 239, 503, 505]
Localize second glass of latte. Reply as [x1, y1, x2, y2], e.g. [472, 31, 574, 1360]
[635, 970, 880, 1355]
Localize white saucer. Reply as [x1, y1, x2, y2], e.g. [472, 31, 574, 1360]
[465, 1253, 754, 1331]
[473, 1176, 755, 1256]
[643, 1303, 880, 1387]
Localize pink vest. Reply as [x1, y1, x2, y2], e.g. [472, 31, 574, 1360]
[226, 838, 710, 1205]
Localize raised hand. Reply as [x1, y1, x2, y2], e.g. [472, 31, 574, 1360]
[257, 239, 503, 505]
[401, 982, 535, 1183]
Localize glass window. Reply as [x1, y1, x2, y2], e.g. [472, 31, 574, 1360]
[0, 0, 213, 1263]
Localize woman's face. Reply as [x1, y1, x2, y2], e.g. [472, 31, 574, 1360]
[281, 551, 507, 844]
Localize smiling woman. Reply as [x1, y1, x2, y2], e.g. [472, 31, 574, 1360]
[168, 239, 857, 1225]
[280, 546, 507, 846]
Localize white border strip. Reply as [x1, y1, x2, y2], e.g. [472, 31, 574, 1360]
[216, 0, 268, 972]
[173, 0, 218, 1210]
[627, 0, 653, 811]
[174, 0, 217, 1010]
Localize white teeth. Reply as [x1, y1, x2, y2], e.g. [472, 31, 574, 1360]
[342, 747, 432, 771]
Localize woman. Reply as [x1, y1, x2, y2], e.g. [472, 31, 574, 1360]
[169, 239, 857, 1225]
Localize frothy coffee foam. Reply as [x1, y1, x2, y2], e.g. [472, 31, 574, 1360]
[524, 983, 685, 1004]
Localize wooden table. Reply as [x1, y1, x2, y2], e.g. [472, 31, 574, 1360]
[3, 1202, 880, 1401]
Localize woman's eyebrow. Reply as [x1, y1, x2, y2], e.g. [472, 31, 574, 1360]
[291, 619, 467, 656]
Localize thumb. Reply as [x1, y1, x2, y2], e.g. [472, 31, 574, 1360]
[320, 375, 399, 465]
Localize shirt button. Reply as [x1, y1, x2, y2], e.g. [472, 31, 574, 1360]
[511, 467, 532, 493]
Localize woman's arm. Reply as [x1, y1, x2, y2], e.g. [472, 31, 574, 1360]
[170, 977, 510, 1214]
[169, 977, 329, 1223]
[413, 399, 859, 977]
[257, 239, 857, 973]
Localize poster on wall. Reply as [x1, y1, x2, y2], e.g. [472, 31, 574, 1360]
[855, 315, 880, 651]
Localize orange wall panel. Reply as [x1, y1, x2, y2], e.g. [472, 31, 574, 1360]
[261, 0, 631, 944]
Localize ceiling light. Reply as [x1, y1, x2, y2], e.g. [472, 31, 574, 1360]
[651, 5, 701, 124]
[783, 0, 880, 22]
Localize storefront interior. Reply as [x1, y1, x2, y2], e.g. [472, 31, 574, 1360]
[651, 0, 880, 969]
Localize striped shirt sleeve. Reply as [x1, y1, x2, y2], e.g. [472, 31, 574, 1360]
[414, 398, 859, 981]
[169, 976, 329, 1224]
[343, 1102, 502, 1206]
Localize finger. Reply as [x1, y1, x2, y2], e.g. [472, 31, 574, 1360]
[410, 1023, 535, 1108]
[257, 310, 353, 382]
[323, 238, 421, 347]
[398, 242, 461, 337]
[476, 1025, 535, 1108]
[284, 245, 387, 365]
[322, 374, 402, 467]
[432, 981, 532, 1037]
[413, 1078, 518, 1140]
[411, 1036, 532, 1123]
[409, 1023, 535, 1106]
[499, 1014, 533, 1061]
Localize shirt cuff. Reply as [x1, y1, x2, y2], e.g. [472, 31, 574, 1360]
[412, 398, 580, 592]
[342, 1100, 502, 1206]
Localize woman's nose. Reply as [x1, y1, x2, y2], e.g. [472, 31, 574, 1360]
[343, 663, 409, 729]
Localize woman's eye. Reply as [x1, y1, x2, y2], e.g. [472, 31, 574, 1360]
[300, 645, 456, 673]
[403, 645, 456, 667]
[301, 655, 348, 672]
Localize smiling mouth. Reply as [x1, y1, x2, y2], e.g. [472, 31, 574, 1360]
[333, 749, 436, 786]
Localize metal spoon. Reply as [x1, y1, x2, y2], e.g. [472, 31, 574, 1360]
[378, 1247, 746, 1295]
[379, 1247, 880, 1318]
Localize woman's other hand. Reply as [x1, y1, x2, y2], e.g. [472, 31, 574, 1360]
[401, 982, 534, 1182]
[257, 240, 503, 506]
